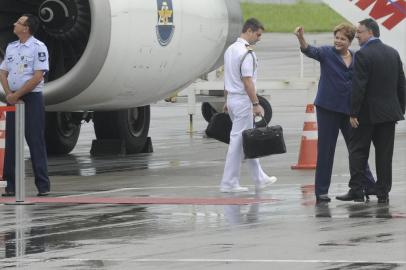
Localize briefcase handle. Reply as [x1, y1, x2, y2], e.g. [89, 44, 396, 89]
[254, 115, 268, 128]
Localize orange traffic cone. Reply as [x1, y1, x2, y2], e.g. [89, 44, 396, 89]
[0, 111, 5, 181]
[291, 104, 318, 169]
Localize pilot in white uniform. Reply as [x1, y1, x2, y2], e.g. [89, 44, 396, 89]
[220, 18, 277, 193]
[0, 14, 51, 196]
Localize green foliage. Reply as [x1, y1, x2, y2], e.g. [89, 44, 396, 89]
[241, 2, 349, 33]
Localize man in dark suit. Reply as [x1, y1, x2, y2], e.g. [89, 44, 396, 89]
[336, 18, 405, 204]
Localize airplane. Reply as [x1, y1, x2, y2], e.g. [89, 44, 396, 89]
[322, 0, 406, 64]
[0, 0, 243, 155]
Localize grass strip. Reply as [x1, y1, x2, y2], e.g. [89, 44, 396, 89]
[241, 2, 349, 32]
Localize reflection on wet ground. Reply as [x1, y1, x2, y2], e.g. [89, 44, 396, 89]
[3, 132, 405, 270]
[2, 121, 405, 270]
[38, 130, 220, 177]
[0, 182, 405, 269]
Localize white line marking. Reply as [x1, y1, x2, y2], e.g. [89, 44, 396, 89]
[60, 181, 405, 198]
[0, 258, 405, 264]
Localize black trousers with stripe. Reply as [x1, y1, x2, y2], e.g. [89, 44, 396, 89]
[4, 92, 50, 193]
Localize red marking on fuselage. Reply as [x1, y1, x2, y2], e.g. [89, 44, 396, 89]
[352, 0, 406, 30]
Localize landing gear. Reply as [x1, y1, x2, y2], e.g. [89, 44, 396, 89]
[44, 107, 151, 156]
[201, 102, 218, 122]
[45, 112, 82, 155]
[93, 106, 151, 154]
[201, 95, 272, 124]
[255, 95, 273, 126]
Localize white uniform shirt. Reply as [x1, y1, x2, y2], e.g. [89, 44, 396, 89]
[224, 38, 258, 95]
[0, 36, 49, 92]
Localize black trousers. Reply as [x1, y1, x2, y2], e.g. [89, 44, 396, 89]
[348, 121, 396, 197]
[315, 106, 375, 196]
[4, 92, 50, 193]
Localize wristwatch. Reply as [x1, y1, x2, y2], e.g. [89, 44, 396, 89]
[252, 102, 259, 106]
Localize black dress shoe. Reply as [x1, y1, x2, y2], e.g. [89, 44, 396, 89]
[1, 191, 15, 197]
[365, 187, 377, 201]
[336, 190, 364, 202]
[37, 191, 50, 197]
[316, 194, 331, 203]
[377, 196, 389, 204]
[365, 187, 377, 195]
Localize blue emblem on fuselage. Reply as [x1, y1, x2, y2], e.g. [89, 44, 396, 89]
[156, 0, 174, 46]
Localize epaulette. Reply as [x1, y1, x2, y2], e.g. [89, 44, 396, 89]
[8, 40, 19, 48]
[33, 39, 46, 47]
[240, 45, 256, 79]
[245, 44, 254, 51]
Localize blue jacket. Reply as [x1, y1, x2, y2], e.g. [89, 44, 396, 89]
[301, 45, 353, 114]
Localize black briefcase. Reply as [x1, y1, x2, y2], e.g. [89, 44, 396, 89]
[205, 113, 232, 144]
[242, 125, 286, 159]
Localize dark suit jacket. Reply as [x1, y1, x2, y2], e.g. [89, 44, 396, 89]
[351, 39, 406, 124]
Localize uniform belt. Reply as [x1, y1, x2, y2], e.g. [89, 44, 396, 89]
[228, 92, 247, 96]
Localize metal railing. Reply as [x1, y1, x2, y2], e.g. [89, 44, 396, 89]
[0, 102, 27, 204]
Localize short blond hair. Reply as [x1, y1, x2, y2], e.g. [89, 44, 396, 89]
[333, 23, 356, 42]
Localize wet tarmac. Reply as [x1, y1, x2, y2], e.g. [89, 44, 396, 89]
[0, 33, 405, 269]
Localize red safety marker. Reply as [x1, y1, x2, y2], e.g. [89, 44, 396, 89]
[0, 106, 15, 183]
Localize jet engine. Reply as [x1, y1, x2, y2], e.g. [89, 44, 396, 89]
[0, 0, 242, 154]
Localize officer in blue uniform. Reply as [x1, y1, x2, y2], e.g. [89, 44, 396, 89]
[0, 14, 51, 196]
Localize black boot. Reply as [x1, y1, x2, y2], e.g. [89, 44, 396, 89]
[365, 187, 377, 201]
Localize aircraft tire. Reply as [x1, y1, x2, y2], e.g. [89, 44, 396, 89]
[256, 95, 272, 126]
[45, 112, 81, 155]
[201, 102, 218, 122]
[201, 95, 272, 124]
[93, 106, 150, 154]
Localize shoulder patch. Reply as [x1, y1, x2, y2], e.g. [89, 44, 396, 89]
[38, 52, 47, 62]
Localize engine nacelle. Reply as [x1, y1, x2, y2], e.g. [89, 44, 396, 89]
[0, 0, 242, 111]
